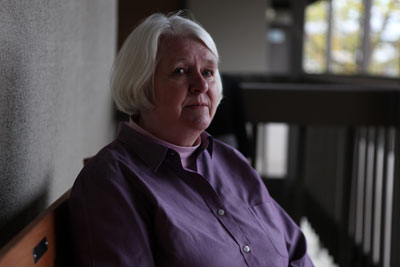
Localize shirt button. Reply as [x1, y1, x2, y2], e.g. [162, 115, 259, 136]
[243, 245, 251, 253]
[217, 209, 225, 216]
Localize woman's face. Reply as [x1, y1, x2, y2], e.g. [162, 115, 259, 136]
[140, 36, 220, 146]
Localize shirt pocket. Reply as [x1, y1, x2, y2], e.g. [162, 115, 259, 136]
[248, 202, 289, 258]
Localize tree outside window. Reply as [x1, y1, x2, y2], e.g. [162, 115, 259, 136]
[369, 0, 400, 76]
[303, 0, 400, 77]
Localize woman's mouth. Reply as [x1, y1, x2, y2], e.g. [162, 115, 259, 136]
[185, 103, 208, 108]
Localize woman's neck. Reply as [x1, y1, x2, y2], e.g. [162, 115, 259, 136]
[128, 117, 200, 170]
[137, 116, 201, 147]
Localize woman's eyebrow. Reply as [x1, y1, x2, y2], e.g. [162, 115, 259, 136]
[173, 54, 216, 62]
[171, 58, 189, 65]
[205, 59, 217, 66]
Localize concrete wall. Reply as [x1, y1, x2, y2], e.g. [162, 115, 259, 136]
[187, 0, 267, 74]
[0, 0, 116, 246]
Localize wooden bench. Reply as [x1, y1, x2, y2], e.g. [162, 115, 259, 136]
[0, 190, 72, 267]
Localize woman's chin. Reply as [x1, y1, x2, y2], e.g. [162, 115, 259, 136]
[183, 117, 211, 132]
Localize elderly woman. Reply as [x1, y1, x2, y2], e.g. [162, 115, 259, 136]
[69, 12, 314, 267]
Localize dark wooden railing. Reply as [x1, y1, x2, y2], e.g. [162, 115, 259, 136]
[241, 81, 400, 267]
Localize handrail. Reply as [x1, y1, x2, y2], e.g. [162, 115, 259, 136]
[241, 82, 400, 126]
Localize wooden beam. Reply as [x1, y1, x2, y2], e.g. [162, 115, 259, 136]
[241, 83, 399, 126]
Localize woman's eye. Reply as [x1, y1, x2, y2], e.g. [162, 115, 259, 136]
[173, 68, 185, 75]
[203, 70, 213, 77]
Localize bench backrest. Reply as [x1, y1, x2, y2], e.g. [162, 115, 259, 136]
[0, 190, 72, 267]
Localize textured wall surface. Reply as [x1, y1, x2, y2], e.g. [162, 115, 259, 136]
[0, 0, 116, 246]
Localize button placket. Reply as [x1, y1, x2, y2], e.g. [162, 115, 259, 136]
[190, 169, 254, 264]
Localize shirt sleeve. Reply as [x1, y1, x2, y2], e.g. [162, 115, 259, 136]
[69, 160, 155, 267]
[271, 198, 315, 267]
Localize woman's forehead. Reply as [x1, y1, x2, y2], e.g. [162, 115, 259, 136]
[157, 35, 217, 64]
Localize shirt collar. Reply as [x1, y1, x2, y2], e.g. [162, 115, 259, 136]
[128, 118, 200, 155]
[116, 122, 214, 172]
[199, 131, 214, 157]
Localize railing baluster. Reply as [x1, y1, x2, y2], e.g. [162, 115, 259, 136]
[337, 127, 356, 267]
[379, 128, 389, 267]
[364, 127, 376, 262]
[347, 128, 360, 267]
[356, 128, 367, 248]
[390, 128, 400, 267]
[372, 127, 385, 266]
[383, 128, 395, 267]
[255, 123, 267, 175]
[348, 128, 360, 239]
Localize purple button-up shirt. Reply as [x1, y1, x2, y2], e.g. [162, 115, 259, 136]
[69, 123, 314, 267]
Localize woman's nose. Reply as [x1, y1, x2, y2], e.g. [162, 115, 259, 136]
[189, 72, 208, 94]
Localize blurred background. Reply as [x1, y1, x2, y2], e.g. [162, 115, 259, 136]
[1, 0, 399, 266]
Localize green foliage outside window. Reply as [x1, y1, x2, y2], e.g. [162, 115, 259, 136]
[303, 0, 400, 77]
[369, 0, 400, 76]
[304, 0, 328, 73]
[331, 0, 363, 74]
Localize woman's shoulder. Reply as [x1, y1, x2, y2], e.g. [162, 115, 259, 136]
[86, 139, 129, 166]
[207, 137, 272, 205]
[211, 137, 250, 166]
[209, 137, 260, 183]
[73, 139, 140, 187]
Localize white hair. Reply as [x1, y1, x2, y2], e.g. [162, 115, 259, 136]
[111, 11, 223, 116]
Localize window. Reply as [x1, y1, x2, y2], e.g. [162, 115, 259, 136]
[304, 0, 400, 77]
[369, 0, 400, 76]
[331, 0, 363, 73]
[304, 0, 329, 73]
